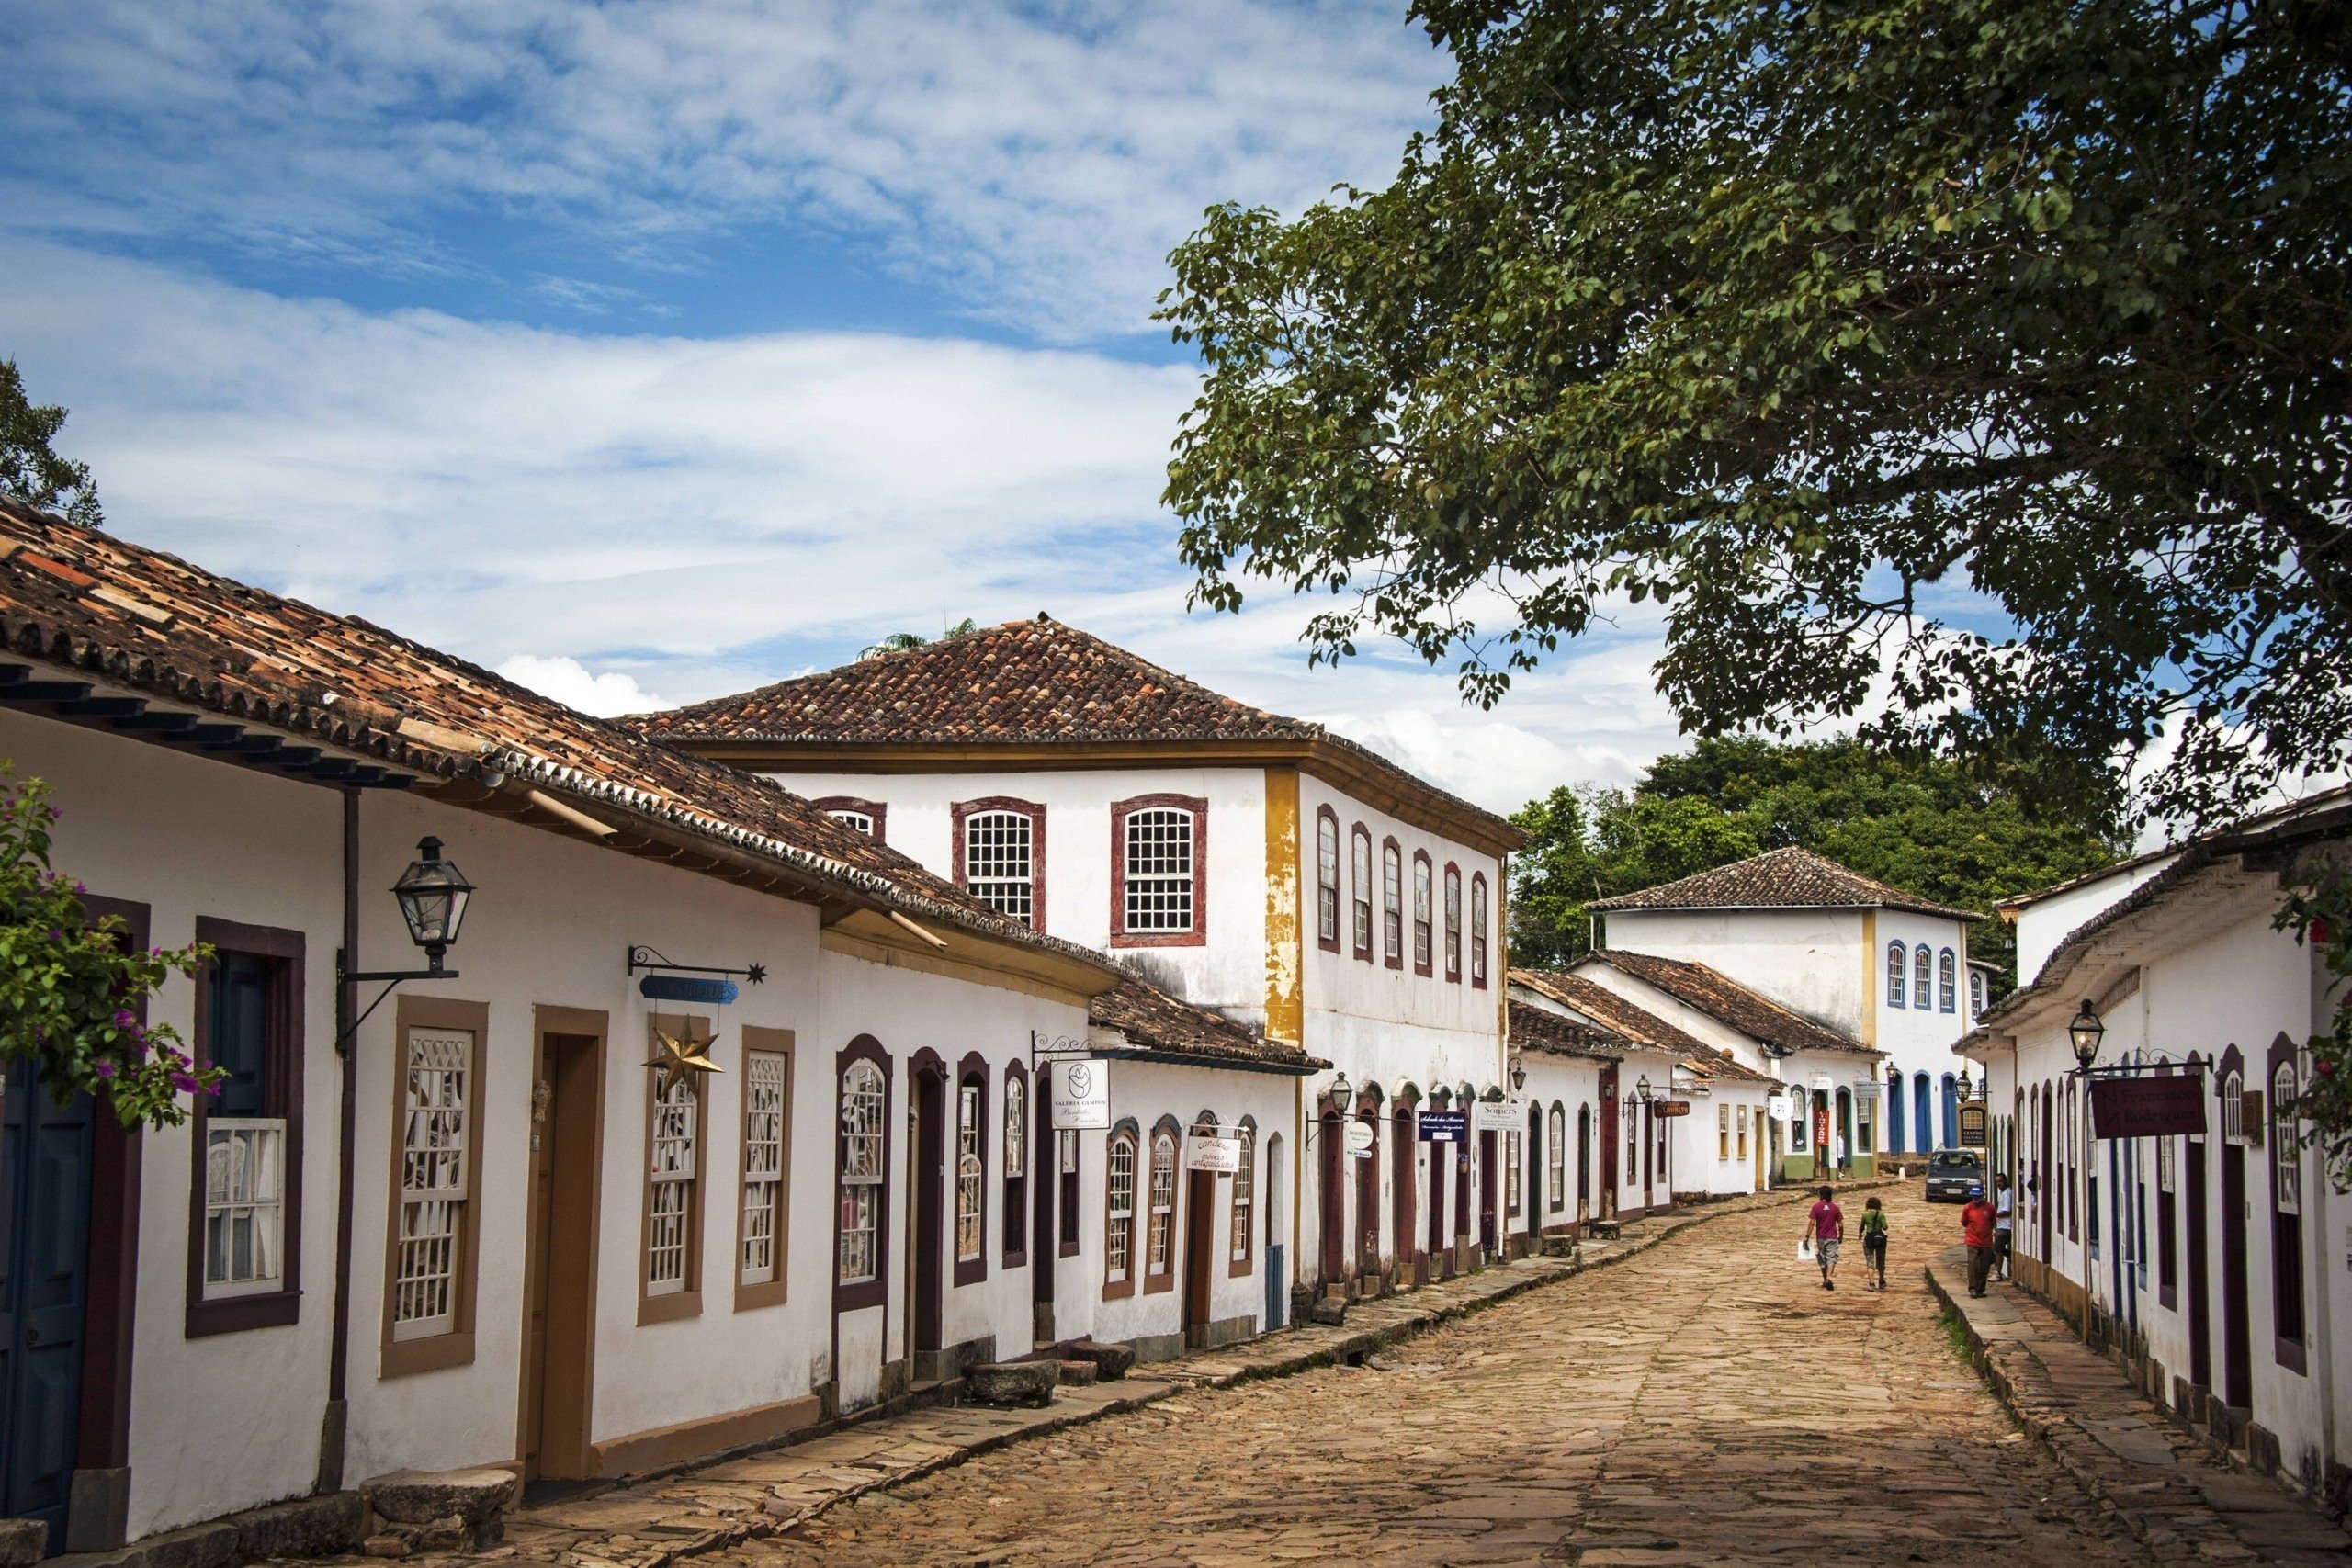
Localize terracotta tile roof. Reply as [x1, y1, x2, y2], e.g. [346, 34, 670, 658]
[1089, 976, 1325, 1075]
[629, 615, 1521, 851]
[1509, 969, 1710, 1060]
[0, 497, 1119, 970]
[1585, 951, 1875, 1058]
[1587, 846, 1980, 921]
[1506, 999, 1626, 1062]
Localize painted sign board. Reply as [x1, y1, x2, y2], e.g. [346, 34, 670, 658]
[2091, 1076, 2206, 1140]
[1049, 1059, 1111, 1130]
[1470, 1099, 1524, 1134]
[1185, 1134, 1241, 1173]
[1958, 1102, 1989, 1147]
[1653, 1100, 1691, 1119]
[638, 975, 739, 1005]
[1813, 1107, 1832, 1150]
[1417, 1110, 1467, 1143]
[1766, 1092, 1795, 1122]
[1344, 1120, 1376, 1157]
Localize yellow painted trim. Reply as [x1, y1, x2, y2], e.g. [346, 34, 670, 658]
[1263, 766, 1304, 1045]
[1860, 909, 1878, 1049]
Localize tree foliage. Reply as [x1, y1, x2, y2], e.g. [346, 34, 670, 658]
[1509, 738, 2126, 985]
[0, 361, 102, 529]
[0, 771, 219, 1127]
[1161, 0, 2352, 833]
[858, 617, 979, 660]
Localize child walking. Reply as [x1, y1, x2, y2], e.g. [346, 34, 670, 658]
[1859, 1197, 1889, 1291]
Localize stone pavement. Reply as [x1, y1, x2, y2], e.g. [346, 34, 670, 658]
[1927, 1249, 2350, 1565]
[388, 1182, 2268, 1566]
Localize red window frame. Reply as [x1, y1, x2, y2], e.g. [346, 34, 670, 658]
[1110, 794, 1207, 948]
[1442, 862, 1463, 983]
[952, 796, 1046, 931]
[810, 796, 888, 843]
[1411, 850, 1434, 976]
[1315, 806, 1341, 954]
[1470, 872, 1489, 988]
[1381, 837, 1404, 970]
[1351, 824, 1374, 963]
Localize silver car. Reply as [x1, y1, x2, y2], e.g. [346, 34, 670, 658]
[1924, 1149, 1984, 1203]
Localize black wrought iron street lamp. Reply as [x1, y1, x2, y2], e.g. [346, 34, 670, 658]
[1510, 1056, 1528, 1094]
[2069, 998, 2106, 1075]
[339, 836, 475, 1047]
[1634, 1074, 1656, 1104]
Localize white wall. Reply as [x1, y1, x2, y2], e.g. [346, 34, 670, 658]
[1600, 907, 1867, 1035]
[2014, 855, 2177, 981]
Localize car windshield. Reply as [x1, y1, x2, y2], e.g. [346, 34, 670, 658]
[1928, 1152, 1982, 1173]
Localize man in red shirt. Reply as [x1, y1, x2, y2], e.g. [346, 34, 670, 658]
[1803, 1186, 1843, 1292]
[1962, 1189, 1999, 1297]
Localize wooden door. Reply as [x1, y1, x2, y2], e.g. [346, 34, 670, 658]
[1598, 1068, 1619, 1219]
[521, 1032, 602, 1482]
[911, 1071, 945, 1363]
[2220, 1137, 2252, 1409]
[1182, 1169, 1215, 1347]
[2187, 1134, 2211, 1390]
[0, 1065, 94, 1551]
[1424, 1139, 1446, 1279]
[1353, 1111, 1379, 1279]
[1317, 1110, 1344, 1286]
[1476, 1130, 1497, 1259]
[1392, 1110, 1418, 1284]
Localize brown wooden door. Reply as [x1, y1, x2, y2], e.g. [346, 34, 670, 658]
[522, 1032, 602, 1482]
[911, 1069, 945, 1364]
[1182, 1169, 1215, 1346]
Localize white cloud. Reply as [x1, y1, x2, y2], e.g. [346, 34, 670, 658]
[0, 0, 1442, 340]
[494, 654, 671, 717]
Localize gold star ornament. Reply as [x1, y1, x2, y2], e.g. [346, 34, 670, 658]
[646, 1028, 724, 1096]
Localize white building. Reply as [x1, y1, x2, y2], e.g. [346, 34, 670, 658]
[0, 498, 1315, 1555]
[635, 617, 1524, 1303]
[1959, 791, 2351, 1513]
[1589, 846, 1978, 1169]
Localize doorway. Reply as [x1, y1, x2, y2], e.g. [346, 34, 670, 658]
[910, 1065, 946, 1374]
[1354, 1102, 1380, 1284]
[1426, 1134, 1448, 1279]
[1598, 1067, 1619, 1220]
[1391, 1105, 1418, 1285]
[0, 1064, 94, 1551]
[521, 1024, 604, 1487]
[1262, 1134, 1285, 1329]
[2187, 1113, 2211, 1391]
[1476, 1128, 1498, 1261]
[1182, 1164, 1216, 1348]
[2219, 1130, 2252, 1408]
[1318, 1106, 1344, 1288]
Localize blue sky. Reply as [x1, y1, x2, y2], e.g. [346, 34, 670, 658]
[0, 0, 1692, 810]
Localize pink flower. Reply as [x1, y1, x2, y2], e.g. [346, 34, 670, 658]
[169, 1071, 198, 1094]
[93, 1062, 116, 1080]
[111, 1009, 135, 1030]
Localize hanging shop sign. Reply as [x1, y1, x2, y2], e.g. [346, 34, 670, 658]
[1470, 1099, 1524, 1134]
[1050, 1059, 1111, 1130]
[1417, 1110, 1468, 1143]
[1958, 1101, 1990, 1147]
[1344, 1120, 1376, 1157]
[1185, 1133, 1242, 1173]
[2090, 1075, 2207, 1140]
[1766, 1092, 1796, 1122]
[1813, 1107, 1833, 1150]
[1653, 1100, 1691, 1119]
[638, 975, 738, 1006]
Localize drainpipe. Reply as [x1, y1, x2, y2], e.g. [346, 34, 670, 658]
[320, 786, 359, 1495]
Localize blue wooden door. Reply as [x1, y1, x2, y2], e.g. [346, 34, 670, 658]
[0, 1064, 95, 1553]
[1263, 1243, 1284, 1330]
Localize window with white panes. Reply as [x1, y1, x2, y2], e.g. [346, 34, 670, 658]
[1381, 842, 1403, 965]
[1123, 807, 1196, 934]
[1938, 949, 1957, 1012]
[1147, 1133, 1177, 1276]
[1736, 1105, 1749, 1161]
[1443, 865, 1462, 981]
[1412, 853, 1433, 974]
[1105, 1133, 1136, 1284]
[839, 1059, 886, 1285]
[830, 809, 875, 835]
[1886, 942, 1906, 1008]
[2222, 1070, 2245, 1143]
[1913, 945, 1933, 1010]
[964, 808, 1037, 928]
[1230, 1127, 1254, 1263]
[646, 1070, 699, 1297]
[1718, 1102, 1731, 1162]
[1470, 874, 1489, 986]
[1002, 1072, 1027, 1261]
[1351, 827, 1373, 959]
[1970, 969, 1987, 1018]
[203, 950, 288, 1302]
[2273, 1063, 2301, 1216]
[956, 1078, 985, 1263]
[1547, 1105, 1565, 1208]
[1316, 809, 1340, 949]
[1506, 1130, 1522, 1216]
[392, 1029, 471, 1337]
[741, 1050, 787, 1289]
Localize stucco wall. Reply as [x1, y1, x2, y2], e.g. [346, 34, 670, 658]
[1599, 908, 1868, 1035]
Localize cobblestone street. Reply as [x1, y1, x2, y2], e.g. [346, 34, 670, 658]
[685, 1189, 2218, 1566]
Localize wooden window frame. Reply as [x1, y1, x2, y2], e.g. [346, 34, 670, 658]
[953, 1053, 989, 1287]
[1381, 838, 1404, 970]
[379, 994, 490, 1376]
[1144, 1118, 1181, 1293]
[638, 1013, 710, 1325]
[1547, 1104, 1566, 1209]
[2267, 1034, 2306, 1371]
[1102, 1119, 1139, 1300]
[1227, 1118, 1257, 1277]
[834, 1037, 892, 1313]
[810, 796, 888, 842]
[1938, 948, 1957, 1012]
[734, 1028, 794, 1313]
[1887, 942, 1907, 1008]
[953, 797, 1046, 931]
[1351, 825, 1374, 963]
[1057, 1128, 1082, 1258]
[1470, 874, 1489, 988]
[1111, 794, 1207, 948]
[1913, 944, 1933, 1010]
[1315, 807, 1341, 953]
[1411, 851, 1434, 976]
[1442, 863, 1462, 983]
[1002, 1060, 1029, 1269]
[186, 917, 305, 1339]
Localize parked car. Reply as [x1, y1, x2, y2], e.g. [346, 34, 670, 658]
[1924, 1149, 1984, 1203]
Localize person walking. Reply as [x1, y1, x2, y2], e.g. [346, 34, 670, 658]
[1962, 1187, 1998, 1297]
[1804, 1186, 1844, 1292]
[1993, 1176, 2014, 1282]
[1858, 1197, 1889, 1291]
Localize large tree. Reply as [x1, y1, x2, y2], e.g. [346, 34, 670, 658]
[0, 361, 102, 528]
[1510, 738, 2125, 982]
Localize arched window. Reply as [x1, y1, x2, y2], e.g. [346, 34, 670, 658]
[1114, 796, 1204, 943]
[1788, 1089, 1807, 1151]
[1104, 1131, 1136, 1292]
[1351, 826, 1374, 961]
[1002, 1067, 1028, 1266]
[1229, 1124, 1255, 1265]
[2271, 1049, 2305, 1359]
[1505, 1126, 1522, 1216]
[1886, 942, 1907, 1008]
[956, 801, 1043, 929]
[1623, 1097, 1639, 1172]
[955, 1073, 986, 1268]
[1470, 874, 1489, 987]
[1443, 864, 1463, 982]
[1147, 1131, 1178, 1279]
[1547, 1104, 1566, 1208]
[1382, 840, 1404, 968]
[1914, 945, 1934, 1010]
[838, 1057, 886, 1290]
[1937, 949, 1957, 1012]
[1411, 852, 1434, 976]
[1970, 968, 1987, 1019]
[1316, 808, 1340, 952]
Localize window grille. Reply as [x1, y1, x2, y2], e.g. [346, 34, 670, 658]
[1624, 1100, 1638, 1170]
[1003, 1075, 1027, 1257]
[1718, 1102, 1731, 1161]
[1058, 1129, 1080, 1252]
[829, 809, 875, 835]
[2222, 1071, 2245, 1144]
[839, 1059, 885, 1284]
[966, 809, 1035, 927]
[393, 1029, 470, 1337]
[204, 1122, 285, 1297]
[1230, 1128, 1254, 1262]
[1412, 855, 1432, 972]
[1887, 942, 1906, 1008]
[1106, 1134, 1136, 1282]
[1938, 949, 1957, 1012]
[956, 1080, 985, 1262]
[1382, 843, 1403, 964]
[1351, 829, 1373, 956]
[647, 1073, 698, 1295]
[1470, 875, 1488, 985]
[1124, 808, 1195, 932]
[1736, 1105, 1749, 1161]
[1912, 945, 1932, 1010]
[2156, 1130, 2176, 1192]
[1147, 1133, 1177, 1273]
[1444, 866, 1462, 980]
[1317, 812, 1340, 945]
[741, 1052, 786, 1286]
[1547, 1107, 1566, 1207]
[1970, 970, 1986, 1017]
[1506, 1130, 1522, 1216]
[2273, 1064, 2300, 1216]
